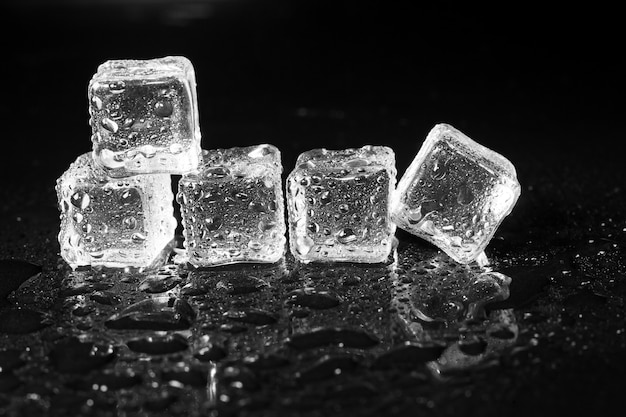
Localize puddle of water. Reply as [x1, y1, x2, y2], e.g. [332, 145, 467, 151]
[0, 243, 528, 416]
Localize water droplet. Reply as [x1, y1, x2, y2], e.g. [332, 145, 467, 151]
[248, 201, 266, 213]
[81, 223, 92, 233]
[70, 191, 90, 209]
[154, 99, 173, 117]
[339, 204, 349, 213]
[90, 96, 103, 110]
[138, 275, 182, 294]
[122, 216, 137, 230]
[90, 291, 121, 305]
[223, 308, 278, 325]
[307, 222, 319, 234]
[101, 117, 119, 133]
[247, 241, 262, 251]
[105, 297, 195, 331]
[108, 81, 126, 93]
[131, 233, 147, 243]
[431, 158, 449, 180]
[320, 191, 332, 205]
[337, 228, 357, 244]
[72, 212, 84, 223]
[215, 274, 269, 295]
[205, 217, 222, 231]
[287, 288, 342, 309]
[248, 144, 274, 158]
[109, 109, 123, 120]
[286, 328, 379, 350]
[119, 188, 141, 205]
[457, 183, 474, 205]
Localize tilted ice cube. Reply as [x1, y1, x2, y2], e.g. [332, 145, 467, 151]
[286, 145, 397, 263]
[56, 153, 177, 269]
[177, 144, 286, 267]
[391, 124, 521, 264]
[88, 56, 201, 177]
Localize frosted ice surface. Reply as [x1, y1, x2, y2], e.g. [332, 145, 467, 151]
[286, 145, 397, 263]
[56, 153, 177, 269]
[391, 124, 521, 264]
[88, 56, 201, 177]
[177, 144, 286, 267]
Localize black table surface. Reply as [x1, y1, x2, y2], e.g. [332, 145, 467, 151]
[1, 2, 625, 416]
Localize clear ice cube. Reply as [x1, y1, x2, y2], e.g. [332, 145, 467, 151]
[286, 145, 397, 263]
[56, 153, 177, 269]
[88, 56, 201, 177]
[391, 123, 521, 264]
[177, 144, 286, 267]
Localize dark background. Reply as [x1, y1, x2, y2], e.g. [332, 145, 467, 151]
[2, 1, 624, 181]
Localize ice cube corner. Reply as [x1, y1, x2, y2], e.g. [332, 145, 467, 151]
[391, 123, 521, 264]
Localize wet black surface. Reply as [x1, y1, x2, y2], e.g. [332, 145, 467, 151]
[2, 2, 626, 416]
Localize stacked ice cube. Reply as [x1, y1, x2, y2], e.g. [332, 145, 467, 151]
[57, 56, 201, 269]
[56, 56, 287, 270]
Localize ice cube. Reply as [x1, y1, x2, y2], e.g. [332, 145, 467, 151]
[56, 153, 177, 269]
[177, 144, 286, 267]
[391, 123, 521, 264]
[286, 145, 397, 263]
[88, 56, 201, 177]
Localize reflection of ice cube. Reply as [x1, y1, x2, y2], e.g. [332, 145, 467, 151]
[286, 146, 397, 263]
[88, 56, 201, 177]
[177, 145, 286, 267]
[56, 153, 176, 269]
[391, 124, 521, 264]
[392, 248, 518, 374]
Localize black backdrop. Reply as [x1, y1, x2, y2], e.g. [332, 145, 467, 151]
[2, 1, 624, 180]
